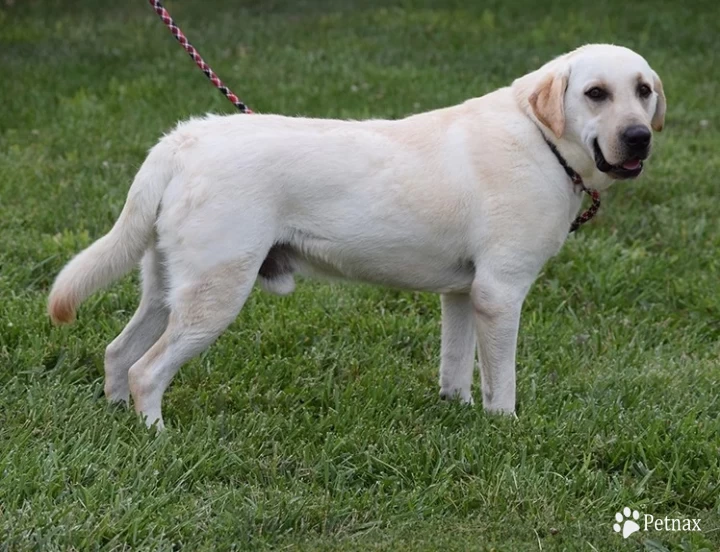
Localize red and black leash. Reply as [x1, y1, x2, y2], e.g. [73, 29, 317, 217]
[148, 0, 600, 233]
[148, 0, 252, 114]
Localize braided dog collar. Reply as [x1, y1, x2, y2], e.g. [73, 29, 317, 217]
[542, 137, 601, 233]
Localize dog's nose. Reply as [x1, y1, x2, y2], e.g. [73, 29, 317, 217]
[622, 125, 651, 150]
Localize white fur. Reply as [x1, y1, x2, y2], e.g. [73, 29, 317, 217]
[48, 44, 664, 428]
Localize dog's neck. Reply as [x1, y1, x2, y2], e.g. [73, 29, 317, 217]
[537, 132, 604, 233]
[524, 112, 613, 192]
[546, 136, 615, 192]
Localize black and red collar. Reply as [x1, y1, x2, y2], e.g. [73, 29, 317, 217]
[542, 136, 601, 233]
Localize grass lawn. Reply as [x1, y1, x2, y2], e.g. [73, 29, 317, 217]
[1, 0, 719, 550]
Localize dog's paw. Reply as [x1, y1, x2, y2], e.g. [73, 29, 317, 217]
[483, 403, 517, 418]
[439, 387, 474, 405]
[104, 382, 130, 406]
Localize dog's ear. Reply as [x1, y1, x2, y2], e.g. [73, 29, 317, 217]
[651, 71, 666, 132]
[528, 65, 570, 139]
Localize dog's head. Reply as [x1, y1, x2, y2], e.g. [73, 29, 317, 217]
[516, 44, 665, 180]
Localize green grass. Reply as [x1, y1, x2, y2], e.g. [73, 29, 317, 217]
[1, 0, 719, 550]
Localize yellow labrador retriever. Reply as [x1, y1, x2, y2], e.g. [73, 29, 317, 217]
[49, 44, 665, 429]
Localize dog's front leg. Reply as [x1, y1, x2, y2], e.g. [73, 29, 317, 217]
[471, 277, 527, 415]
[438, 293, 476, 404]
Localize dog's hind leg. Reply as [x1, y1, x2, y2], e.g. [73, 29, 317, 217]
[127, 257, 259, 429]
[104, 244, 169, 404]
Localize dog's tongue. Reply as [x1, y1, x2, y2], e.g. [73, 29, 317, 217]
[622, 159, 641, 170]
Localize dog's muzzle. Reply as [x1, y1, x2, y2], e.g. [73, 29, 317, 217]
[593, 126, 651, 180]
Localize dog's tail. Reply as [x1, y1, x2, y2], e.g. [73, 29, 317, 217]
[48, 140, 174, 324]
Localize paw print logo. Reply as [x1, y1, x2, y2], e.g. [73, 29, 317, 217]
[613, 507, 641, 538]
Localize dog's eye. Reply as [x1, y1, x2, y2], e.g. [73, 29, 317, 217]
[638, 84, 652, 98]
[585, 87, 608, 101]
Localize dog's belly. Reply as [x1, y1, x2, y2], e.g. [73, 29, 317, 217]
[260, 237, 475, 294]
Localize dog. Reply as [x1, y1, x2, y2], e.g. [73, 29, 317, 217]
[48, 44, 665, 429]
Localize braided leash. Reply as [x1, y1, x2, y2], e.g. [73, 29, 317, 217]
[543, 138, 601, 233]
[568, 188, 601, 233]
[148, 0, 252, 113]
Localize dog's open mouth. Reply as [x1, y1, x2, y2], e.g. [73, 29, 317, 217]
[593, 139, 645, 180]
